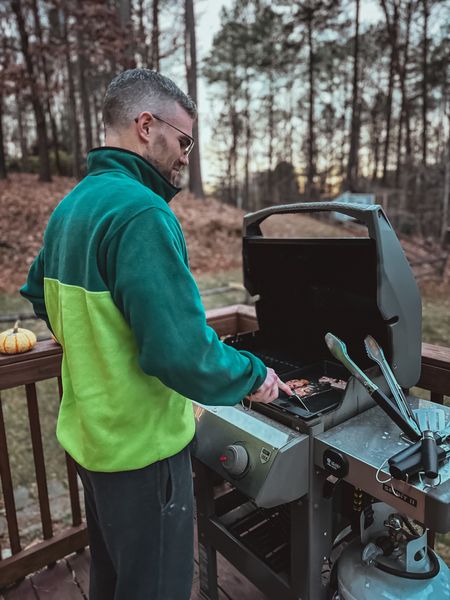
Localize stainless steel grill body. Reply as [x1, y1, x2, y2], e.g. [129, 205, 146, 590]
[193, 404, 309, 507]
[192, 202, 449, 600]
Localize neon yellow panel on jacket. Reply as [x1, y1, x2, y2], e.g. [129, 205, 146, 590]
[20, 148, 266, 472]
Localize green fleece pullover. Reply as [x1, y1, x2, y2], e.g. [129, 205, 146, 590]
[20, 147, 266, 472]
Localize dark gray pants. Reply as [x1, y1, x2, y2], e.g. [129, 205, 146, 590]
[75, 445, 194, 600]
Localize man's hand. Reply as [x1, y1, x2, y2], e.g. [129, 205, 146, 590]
[248, 367, 292, 404]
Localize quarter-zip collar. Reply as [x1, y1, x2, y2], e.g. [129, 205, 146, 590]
[87, 147, 181, 203]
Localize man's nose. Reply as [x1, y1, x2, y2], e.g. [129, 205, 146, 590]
[180, 152, 189, 166]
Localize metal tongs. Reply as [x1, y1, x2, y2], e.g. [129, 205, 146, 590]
[325, 333, 421, 443]
[325, 332, 441, 482]
[363, 335, 421, 436]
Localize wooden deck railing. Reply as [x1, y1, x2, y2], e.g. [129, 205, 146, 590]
[0, 338, 85, 588]
[0, 304, 449, 589]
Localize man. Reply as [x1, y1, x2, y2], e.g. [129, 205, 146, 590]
[20, 69, 290, 600]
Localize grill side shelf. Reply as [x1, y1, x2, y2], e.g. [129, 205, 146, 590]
[314, 400, 450, 533]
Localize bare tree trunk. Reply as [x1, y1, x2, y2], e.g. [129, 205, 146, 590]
[0, 32, 8, 179]
[30, 0, 62, 175]
[185, 0, 204, 198]
[395, 0, 413, 188]
[0, 93, 6, 179]
[379, 0, 401, 185]
[117, 0, 131, 24]
[441, 124, 450, 246]
[117, 0, 135, 69]
[306, 10, 316, 199]
[92, 91, 102, 147]
[372, 129, 380, 182]
[244, 72, 252, 210]
[370, 94, 382, 183]
[137, 0, 149, 66]
[381, 5, 398, 185]
[16, 90, 29, 171]
[244, 114, 251, 209]
[75, 0, 93, 153]
[286, 83, 294, 167]
[62, 4, 82, 179]
[405, 100, 412, 161]
[152, 0, 160, 70]
[422, 0, 429, 166]
[340, 66, 351, 185]
[267, 73, 275, 201]
[381, 0, 414, 194]
[11, 0, 52, 181]
[230, 108, 239, 207]
[346, 0, 360, 192]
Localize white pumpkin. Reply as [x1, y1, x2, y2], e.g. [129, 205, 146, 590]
[0, 321, 37, 354]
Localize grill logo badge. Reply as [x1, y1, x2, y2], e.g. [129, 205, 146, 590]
[260, 447, 272, 464]
[382, 483, 418, 507]
[323, 449, 349, 478]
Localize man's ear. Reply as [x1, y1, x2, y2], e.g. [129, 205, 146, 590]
[135, 112, 153, 141]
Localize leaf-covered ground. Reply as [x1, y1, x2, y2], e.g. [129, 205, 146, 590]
[0, 173, 248, 293]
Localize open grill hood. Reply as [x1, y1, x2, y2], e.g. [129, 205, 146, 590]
[242, 202, 422, 389]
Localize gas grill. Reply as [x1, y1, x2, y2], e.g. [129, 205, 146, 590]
[192, 202, 450, 600]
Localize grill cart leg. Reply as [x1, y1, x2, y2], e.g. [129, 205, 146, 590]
[290, 432, 334, 600]
[193, 458, 219, 600]
[305, 468, 334, 600]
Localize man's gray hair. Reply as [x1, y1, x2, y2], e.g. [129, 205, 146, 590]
[103, 69, 197, 129]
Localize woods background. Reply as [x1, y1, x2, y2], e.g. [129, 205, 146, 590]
[0, 0, 449, 242]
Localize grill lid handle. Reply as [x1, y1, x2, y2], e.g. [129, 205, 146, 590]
[244, 201, 385, 237]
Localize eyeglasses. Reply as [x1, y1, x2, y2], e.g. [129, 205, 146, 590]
[134, 113, 195, 156]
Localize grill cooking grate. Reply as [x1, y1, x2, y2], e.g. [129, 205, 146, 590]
[225, 332, 347, 420]
[250, 352, 299, 375]
[223, 334, 300, 374]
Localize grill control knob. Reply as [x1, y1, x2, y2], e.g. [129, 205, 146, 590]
[219, 444, 249, 478]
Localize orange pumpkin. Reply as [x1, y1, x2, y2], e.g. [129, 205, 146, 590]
[0, 321, 37, 354]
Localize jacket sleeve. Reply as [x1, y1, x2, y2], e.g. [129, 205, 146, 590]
[19, 248, 53, 332]
[105, 207, 267, 406]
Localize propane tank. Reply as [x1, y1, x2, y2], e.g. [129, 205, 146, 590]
[336, 502, 450, 599]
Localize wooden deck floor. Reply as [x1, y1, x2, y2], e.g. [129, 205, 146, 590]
[0, 533, 268, 599]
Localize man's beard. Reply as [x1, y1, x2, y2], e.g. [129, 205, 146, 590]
[144, 135, 183, 185]
[144, 150, 181, 185]
[171, 166, 183, 186]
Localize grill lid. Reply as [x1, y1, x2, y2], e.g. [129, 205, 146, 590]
[242, 202, 421, 388]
